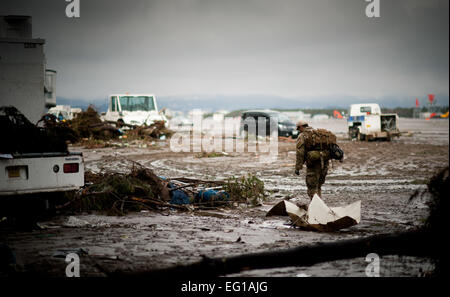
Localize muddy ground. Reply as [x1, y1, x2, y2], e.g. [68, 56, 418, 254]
[1, 118, 448, 277]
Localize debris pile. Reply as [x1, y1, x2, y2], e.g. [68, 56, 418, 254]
[71, 168, 167, 215]
[0, 106, 68, 154]
[21, 105, 175, 148]
[65, 106, 173, 146]
[69, 105, 121, 141]
[126, 120, 174, 140]
[66, 162, 267, 215]
[37, 113, 79, 144]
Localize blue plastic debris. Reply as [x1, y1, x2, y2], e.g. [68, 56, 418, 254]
[195, 190, 230, 203]
[160, 176, 229, 205]
[170, 189, 191, 205]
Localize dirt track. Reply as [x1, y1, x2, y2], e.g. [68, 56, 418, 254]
[1, 118, 448, 277]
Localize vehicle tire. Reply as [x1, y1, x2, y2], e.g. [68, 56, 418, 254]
[358, 132, 366, 141]
[348, 127, 358, 140]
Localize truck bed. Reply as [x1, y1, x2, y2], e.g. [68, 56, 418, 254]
[0, 152, 84, 196]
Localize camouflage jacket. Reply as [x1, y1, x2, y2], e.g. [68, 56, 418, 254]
[295, 127, 313, 171]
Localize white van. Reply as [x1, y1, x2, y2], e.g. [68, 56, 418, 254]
[103, 94, 168, 127]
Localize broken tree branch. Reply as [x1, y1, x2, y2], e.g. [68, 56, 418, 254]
[170, 177, 226, 185]
[130, 197, 190, 211]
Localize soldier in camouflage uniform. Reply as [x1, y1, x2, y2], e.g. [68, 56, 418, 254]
[295, 120, 329, 199]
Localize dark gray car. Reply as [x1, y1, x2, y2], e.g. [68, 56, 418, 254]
[240, 110, 298, 138]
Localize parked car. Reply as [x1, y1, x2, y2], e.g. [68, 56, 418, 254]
[240, 110, 298, 138]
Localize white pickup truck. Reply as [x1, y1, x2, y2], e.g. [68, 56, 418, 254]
[347, 103, 400, 141]
[102, 94, 168, 128]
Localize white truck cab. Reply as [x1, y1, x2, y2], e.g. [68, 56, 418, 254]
[347, 103, 400, 141]
[103, 94, 168, 127]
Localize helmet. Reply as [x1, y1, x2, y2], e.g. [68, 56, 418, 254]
[296, 120, 308, 128]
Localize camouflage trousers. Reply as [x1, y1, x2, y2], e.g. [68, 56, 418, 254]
[305, 161, 328, 199]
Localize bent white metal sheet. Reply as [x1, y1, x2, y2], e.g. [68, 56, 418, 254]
[266, 195, 361, 232]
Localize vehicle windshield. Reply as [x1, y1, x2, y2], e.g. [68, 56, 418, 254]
[360, 106, 372, 113]
[118, 96, 155, 112]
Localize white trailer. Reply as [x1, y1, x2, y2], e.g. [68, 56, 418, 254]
[347, 103, 400, 141]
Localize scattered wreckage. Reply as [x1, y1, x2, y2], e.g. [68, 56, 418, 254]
[112, 166, 447, 277]
[267, 195, 361, 232]
[45, 105, 173, 145]
[68, 163, 267, 215]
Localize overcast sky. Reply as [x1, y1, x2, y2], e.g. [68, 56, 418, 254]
[1, 0, 449, 105]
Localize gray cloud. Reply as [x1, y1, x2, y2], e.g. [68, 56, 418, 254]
[1, 0, 448, 105]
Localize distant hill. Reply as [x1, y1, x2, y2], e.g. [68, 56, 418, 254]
[56, 94, 449, 113]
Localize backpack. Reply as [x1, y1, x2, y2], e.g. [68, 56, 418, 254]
[303, 128, 337, 150]
[303, 128, 344, 161]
